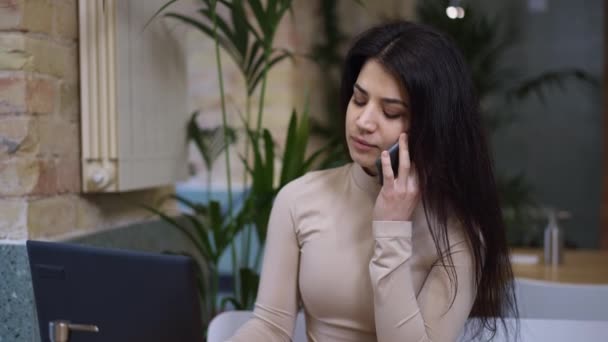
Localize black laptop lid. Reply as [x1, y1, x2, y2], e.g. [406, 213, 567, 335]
[26, 240, 203, 342]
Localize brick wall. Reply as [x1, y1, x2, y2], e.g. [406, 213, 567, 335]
[0, 0, 176, 241]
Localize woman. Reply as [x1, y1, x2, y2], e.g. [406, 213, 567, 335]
[229, 21, 516, 342]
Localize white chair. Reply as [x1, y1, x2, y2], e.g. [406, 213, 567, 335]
[514, 278, 608, 321]
[462, 318, 608, 341]
[207, 310, 307, 342]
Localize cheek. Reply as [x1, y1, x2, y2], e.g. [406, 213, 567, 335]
[345, 105, 362, 134]
[345, 102, 356, 124]
[380, 118, 408, 144]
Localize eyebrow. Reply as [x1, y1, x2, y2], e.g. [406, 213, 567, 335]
[354, 83, 409, 108]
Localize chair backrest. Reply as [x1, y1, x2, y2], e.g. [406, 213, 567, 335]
[461, 318, 608, 341]
[26, 240, 204, 342]
[514, 278, 608, 321]
[207, 310, 306, 342]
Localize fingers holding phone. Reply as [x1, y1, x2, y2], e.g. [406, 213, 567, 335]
[380, 150, 395, 186]
[373, 133, 420, 221]
[375, 142, 399, 185]
[397, 133, 411, 189]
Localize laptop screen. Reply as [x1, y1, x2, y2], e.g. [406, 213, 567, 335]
[27, 240, 204, 342]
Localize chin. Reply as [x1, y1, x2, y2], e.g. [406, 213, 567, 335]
[349, 149, 377, 171]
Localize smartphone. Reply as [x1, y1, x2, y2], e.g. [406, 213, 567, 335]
[375, 142, 399, 185]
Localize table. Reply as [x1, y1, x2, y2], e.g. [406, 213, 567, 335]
[510, 248, 608, 284]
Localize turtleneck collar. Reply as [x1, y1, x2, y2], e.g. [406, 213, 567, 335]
[350, 162, 381, 198]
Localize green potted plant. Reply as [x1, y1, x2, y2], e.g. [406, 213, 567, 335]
[146, 0, 332, 332]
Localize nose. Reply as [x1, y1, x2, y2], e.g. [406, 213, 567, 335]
[355, 103, 378, 133]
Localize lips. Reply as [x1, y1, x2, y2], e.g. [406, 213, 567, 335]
[350, 136, 378, 153]
[351, 136, 376, 148]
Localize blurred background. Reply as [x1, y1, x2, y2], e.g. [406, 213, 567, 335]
[179, 0, 603, 249]
[0, 0, 605, 339]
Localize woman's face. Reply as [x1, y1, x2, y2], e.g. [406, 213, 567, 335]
[345, 59, 411, 175]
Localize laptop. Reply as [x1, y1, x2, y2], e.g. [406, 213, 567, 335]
[26, 240, 204, 342]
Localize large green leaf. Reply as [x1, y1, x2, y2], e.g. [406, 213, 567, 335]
[295, 100, 310, 158]
[279, 110, 299, 184]
[248, 49, 293, 95]
[164, 12, 242, 66]
[171, 193, 209, 214]
[143, 0, 180, 30]
[141, 204, 205, 259]
[148, 0, 300, 328]
[182, 213, 215, 262]
[158, 0, 293, 97]
[506, 68, 599, 104]
[239, 267, 260, 309]
[198, 8, 238, 49]
[230, 0, 250, 56]
[248, 0, 270, 39]
[262, 129, 275, 190]
[244, 40, 264, 77]
[187, 112, 237, 171]
[301, 141, 334, 172]
[220, 296, 244, 311]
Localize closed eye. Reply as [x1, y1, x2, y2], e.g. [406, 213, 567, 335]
[384, 112, 402, 119]
[352, 97, 366, 106]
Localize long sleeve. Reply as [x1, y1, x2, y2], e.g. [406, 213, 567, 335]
[369, 221, 476, 342]
[228, 187, 301, 342]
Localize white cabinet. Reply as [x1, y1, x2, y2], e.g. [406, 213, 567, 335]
[79, 0, 188, 192]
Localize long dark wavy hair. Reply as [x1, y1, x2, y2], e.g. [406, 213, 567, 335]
[340, 21, 518, 339]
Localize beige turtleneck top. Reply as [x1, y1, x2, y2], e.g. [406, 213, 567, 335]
[228, 163, 476, 342]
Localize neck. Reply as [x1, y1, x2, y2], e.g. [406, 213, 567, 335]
[351, 163, 381, 198]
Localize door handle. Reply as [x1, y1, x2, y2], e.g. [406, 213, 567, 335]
[49, 320, 100, 342]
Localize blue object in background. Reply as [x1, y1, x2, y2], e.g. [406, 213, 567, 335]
[175, 184, 262, 278]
